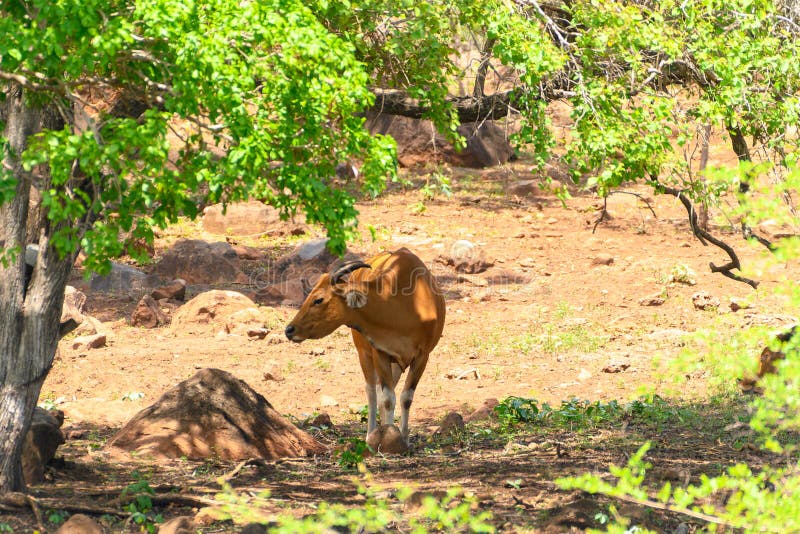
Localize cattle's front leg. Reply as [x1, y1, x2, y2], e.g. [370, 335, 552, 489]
[353, 331, 379, 437]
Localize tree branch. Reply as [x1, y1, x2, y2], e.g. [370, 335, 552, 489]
[653, 179, 759, 288]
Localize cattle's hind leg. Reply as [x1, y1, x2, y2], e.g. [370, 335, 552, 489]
[399, 355, 429, 440]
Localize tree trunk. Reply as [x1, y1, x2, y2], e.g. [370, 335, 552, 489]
[0, 85, 74, 493]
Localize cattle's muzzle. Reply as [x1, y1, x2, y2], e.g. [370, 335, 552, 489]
[285, 324, 302, 342]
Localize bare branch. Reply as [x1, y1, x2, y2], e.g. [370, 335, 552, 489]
[654, 180, 759, 289]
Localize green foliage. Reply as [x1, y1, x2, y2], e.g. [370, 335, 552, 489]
[46, 509, 69, 526]
[560, 159, 800, 532]
[209, 478, 493, 533]
[494, 395, 687, 434]
[120, 472, 163, 533]
[334, 437, 372, 469]
[2, 0, 398, 268]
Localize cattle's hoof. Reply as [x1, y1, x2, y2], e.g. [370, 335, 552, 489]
[366, 424, 409, 455]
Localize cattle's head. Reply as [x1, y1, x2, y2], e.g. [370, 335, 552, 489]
[284, 260, 371, 342]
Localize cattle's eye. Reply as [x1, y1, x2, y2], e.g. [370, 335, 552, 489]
[312, 297, 324, 306]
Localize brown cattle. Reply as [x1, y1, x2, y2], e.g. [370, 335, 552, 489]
[285, 248, 445, 441]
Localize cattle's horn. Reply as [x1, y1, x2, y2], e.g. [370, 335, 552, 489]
[330, 261, 371, 285]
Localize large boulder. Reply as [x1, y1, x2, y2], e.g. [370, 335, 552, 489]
[454, 122, 514, 168]
[106, 368, 326, 461]
[365, 111, 513, 168]
[170, 290, 272, 336]
[253, 239, 359, 306]
[153, 239, 249, 285]
[55, 514, 103, 534]
[89, 262, 158, 293]
[202, 201, 307, 237]
[23, 408, 65, 485]
[202, 201, 280, 235]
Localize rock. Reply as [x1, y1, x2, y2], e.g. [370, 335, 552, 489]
[757, 219, 796, 240]
[437, 240, 493, 274]
[62, 285, 87, 317]
[59, 285, 87, 338]
[153, 239, 249, 285]
[231, 244, 265, 261]
[106, 368, 326, 461]
[435, 412, 465, 437]
[151, 279, 187, 301]
[158, 516, 195, 534]
[482, 267, 530, 285]
[201, 201, 285, 235]
[252, 239, 358, 305]
[240, 524, 269, 534]
[364, 111, 451, 168]
[90, 262, 157, 293]
[591, 253, 614, 266]
[73, 316, 106, 337]
[404, 490, 450, 512]
[296, 238, 329, 261]
[365, 111, 512, 168]
[366, 424, 408, 455]
[445, 367, 481, 380]
[454, 121, 514, 168]
[131, 295, 169, 328]
[456, 273, 488, 287]
[265, 333, 286, 345]
[320, 395, 338, 407]
[506, 180, 539, 197]
[306, 413, 333, 429]
[55, 514, 103, 534]
[639, 294, 665, 306]
[71, 333, 107, 350]
[577, 368, 592, 381]
[465, 398, 499, 423]
[254, 278, 310, 307]
[730, 297, 750, 312]
[602, 361, 630, 373]
[247, 327, 269, 339]
[692, 291, 720, 311]
[23, 408, 65, 485]
[171, 290, 266, 334]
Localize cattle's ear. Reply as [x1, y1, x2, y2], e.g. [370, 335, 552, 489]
[345, 290, 367, 309]
[301, 278, 313, 298]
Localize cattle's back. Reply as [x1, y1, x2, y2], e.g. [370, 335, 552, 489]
[357, 248, 445, 353]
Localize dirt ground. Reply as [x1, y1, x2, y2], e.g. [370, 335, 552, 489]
[4, 155, 796, 532]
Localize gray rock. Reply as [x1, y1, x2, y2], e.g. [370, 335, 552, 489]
[456, 121, 514, 167]
[90, 262, 155, 293]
